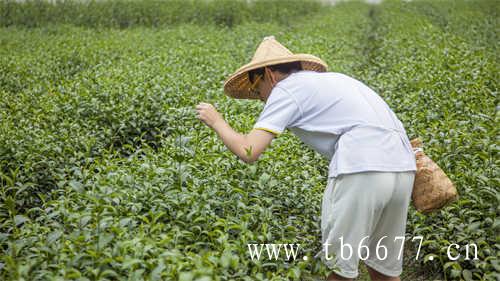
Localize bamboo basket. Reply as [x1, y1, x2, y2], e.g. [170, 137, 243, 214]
[410, 138, 458, 213]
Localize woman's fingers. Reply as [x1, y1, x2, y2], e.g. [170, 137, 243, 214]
[196, 103, 212, 124]
[196, 103, 216, 112]
[195, 102, 222, 128]
[196, 102, 213, 110]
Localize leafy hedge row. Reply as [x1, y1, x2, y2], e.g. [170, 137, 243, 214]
[0, 4, 375, 278]
[409, 0, 498, 50]
[0, 0, 498, 280]
[354, 1, 498, 280]
[0, 30, 172, 211]
[0, 0, 323, 28]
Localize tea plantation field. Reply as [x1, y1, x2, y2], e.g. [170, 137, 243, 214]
[0, 0, 498, 280]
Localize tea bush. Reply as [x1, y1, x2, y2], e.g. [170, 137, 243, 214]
[0, 0, 498, 280]
[0, 0, 322, 28]
[352, 1, 498, 280]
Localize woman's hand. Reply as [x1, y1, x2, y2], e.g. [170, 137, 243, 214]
[195, 102, 224, 129]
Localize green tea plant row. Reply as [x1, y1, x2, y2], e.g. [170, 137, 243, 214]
[0, 3, 375, 279]
[0, 0, 322, 28]
[353, 1, 498, 280]
[408, 0, 498, 51]
[1, 0, 498, 280]
[0, 29, 172, 212]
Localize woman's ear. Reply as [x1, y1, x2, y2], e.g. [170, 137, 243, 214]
[265, 67, 277, 87]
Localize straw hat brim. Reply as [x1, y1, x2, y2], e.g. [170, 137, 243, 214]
[223, 54, 327, 99]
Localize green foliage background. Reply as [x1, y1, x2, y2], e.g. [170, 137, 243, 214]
[0, 0, 498, 280]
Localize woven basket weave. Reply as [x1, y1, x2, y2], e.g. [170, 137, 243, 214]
[410, 138, 458, 213]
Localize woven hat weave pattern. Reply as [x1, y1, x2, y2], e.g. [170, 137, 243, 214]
[223, 36, 328, 99]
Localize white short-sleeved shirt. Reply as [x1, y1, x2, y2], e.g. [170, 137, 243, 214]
[253, 71, 416, 178]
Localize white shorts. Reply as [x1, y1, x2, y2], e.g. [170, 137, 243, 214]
[316, 171, 416, 278]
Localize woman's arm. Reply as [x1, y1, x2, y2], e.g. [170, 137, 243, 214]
[196, 102, 275, 163]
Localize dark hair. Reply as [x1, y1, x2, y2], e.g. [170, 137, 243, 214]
[248, 61, 302, 83]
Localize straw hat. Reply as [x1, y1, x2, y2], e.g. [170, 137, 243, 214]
[223, 36, 328, 99]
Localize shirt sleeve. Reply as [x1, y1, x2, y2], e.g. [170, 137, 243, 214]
[253, 86, 301, 135]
